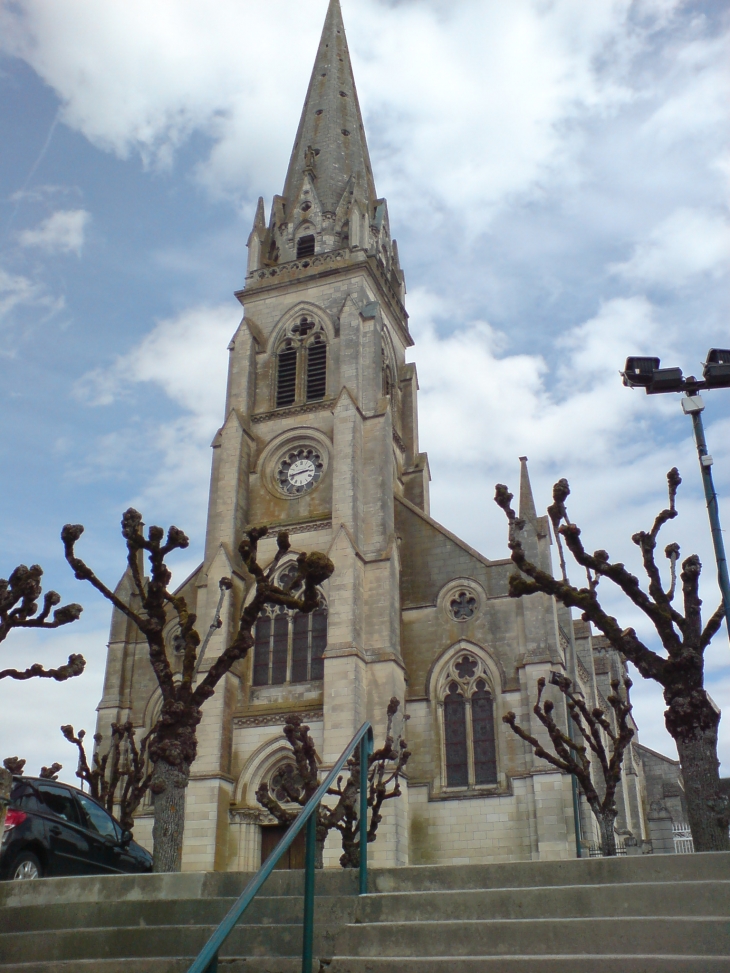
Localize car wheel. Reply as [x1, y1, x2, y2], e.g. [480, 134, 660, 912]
[11, 852, 42, 880]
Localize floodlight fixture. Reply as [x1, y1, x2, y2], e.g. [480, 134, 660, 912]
[646, 366, 684, 394]
[703, 348, 730, 388]
[622, 357, 660, 389]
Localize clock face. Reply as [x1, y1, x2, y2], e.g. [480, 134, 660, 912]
[276, 447, 324, 496]
[288, 458, 315, 487]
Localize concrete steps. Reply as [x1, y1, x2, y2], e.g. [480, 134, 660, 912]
[0, 853, 728, 972]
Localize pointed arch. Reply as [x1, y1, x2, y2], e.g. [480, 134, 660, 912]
[427, 640, 503, 794]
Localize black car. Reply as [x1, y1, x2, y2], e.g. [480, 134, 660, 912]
[1, 776, 152, 880]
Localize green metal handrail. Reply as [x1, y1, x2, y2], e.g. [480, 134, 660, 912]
[186, 721, 374, 973]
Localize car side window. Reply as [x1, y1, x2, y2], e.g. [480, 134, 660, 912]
[36, 784, 81, 824]
[75, 792, 119, 840]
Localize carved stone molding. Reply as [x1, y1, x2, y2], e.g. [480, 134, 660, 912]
[392, 428, 406, 452]
[229, 806, 273, 825]
[252, 399, 335, 424]
[233, 709, 323, 729]
[245, 520, 331, 537]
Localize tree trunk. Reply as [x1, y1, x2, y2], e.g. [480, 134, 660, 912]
[151, 760, 190, 872]
[676, 728, 730, 852]
[597, 811, 618, 857]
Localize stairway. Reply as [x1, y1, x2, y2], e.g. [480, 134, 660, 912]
[0, 852, 728, 972]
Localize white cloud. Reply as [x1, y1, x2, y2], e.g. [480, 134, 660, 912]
[0, 266, 64, 328]
[0, 625, 108, 789]
[74, 304, 236, 528]
[0, 0, 695, 224]
[611, 207, 730, 287]
[19, 209, 90, 255]
[409, 289, 674, 470]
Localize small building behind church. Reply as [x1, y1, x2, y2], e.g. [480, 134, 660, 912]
[96, 0, 686, 872]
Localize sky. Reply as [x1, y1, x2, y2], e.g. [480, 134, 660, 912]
[0, 0, 729, 788]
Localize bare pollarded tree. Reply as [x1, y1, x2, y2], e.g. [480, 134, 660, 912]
[0, 563, 83, 681]
[2, 757, 62, 780]
[62, 512, 334, 871]
[61, 723, 151, 834]
[256, 698, 411, 868]
[504, 671, 634, 856]
[495, 469, 729, 852]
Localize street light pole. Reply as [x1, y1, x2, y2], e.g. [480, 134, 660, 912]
[621, 348, 730, 641]
[682, 395, 730, 633]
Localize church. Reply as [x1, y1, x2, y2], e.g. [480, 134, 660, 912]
[96, 0, 684, 871]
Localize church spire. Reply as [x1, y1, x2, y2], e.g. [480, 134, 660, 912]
[281, 0, 377, 215]
[518, 456, 538, 523]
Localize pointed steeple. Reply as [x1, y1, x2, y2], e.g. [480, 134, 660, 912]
[518, 456, 538, 523]
[281, 0, 377, 215]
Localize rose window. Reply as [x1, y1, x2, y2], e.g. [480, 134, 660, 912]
[449, 590, 477, 620]
[276, 447, 324, 496]
[270, 763, 303, 803]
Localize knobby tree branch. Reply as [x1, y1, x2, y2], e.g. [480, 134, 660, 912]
[62, 510, 334, 870]
[494, 468, 730, 852]
[503, 673, 634, 856]
[256, 699, 411, 868]
[0, 563, 84, 681]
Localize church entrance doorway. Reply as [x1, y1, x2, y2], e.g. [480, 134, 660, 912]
[260, 824, 306, 869]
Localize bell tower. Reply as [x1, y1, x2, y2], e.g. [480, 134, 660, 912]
[184, 0, 428, 869]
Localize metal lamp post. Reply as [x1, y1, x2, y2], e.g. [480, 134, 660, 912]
[621, 349, 730, 635]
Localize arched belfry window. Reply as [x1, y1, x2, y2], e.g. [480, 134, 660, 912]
[381, 347, 394, 398]
[296, 234, 315, 259]
[439, 653, 498, 789]
[306, 334, 327, 401]
[252, 563, 327, 686]
[276, 340, 298, 407]
[274, 316, 327, 409]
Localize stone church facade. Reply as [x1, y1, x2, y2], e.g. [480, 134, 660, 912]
[97, 0, 683, 871]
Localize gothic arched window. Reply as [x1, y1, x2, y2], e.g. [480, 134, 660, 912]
[440, 653, 498, 789]
[306, 334, 327, 401]
[472, 680, 497, 785]
[276, 340, 298, 407]
[296, 234, 315, 258]
[274, 318, 327, 409]
[444, 683, 468, 787]
[252, 565, 327, 686]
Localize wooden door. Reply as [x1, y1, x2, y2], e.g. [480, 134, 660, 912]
[261, 823, 307, 869]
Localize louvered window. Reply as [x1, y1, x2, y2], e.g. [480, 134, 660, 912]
[444, 683, 468, 787]
[472, 681, 498, 784]
[276, 343, 297, 407]
[252, 606, 327, 686]
[296, 234, 315, 258]
[306, 337, 327, 401]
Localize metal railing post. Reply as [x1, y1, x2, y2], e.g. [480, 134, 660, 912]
[186, 722, 372, 973]
[359, 733, 369, 895]
[301, 814, 317, 973]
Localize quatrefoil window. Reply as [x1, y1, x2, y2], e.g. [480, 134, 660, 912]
[455, 656, 477, 680]
[450, 590, 477, 620]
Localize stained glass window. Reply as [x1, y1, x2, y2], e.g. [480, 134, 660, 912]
[252, 589, 327, 687]
[472, 680, 498, 785]
[444, 683, 468, 787]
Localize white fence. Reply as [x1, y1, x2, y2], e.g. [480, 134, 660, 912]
[672, 823, 694, 854]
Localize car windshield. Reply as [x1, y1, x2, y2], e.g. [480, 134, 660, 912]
[75, 792, 120, 840]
